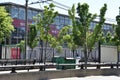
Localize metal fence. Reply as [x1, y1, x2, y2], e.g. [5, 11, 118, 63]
[1, 45, 120, 63]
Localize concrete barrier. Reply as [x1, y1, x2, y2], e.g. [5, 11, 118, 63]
[0, 69, 120, 80]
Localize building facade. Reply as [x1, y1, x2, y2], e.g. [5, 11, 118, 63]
[0, 2, 114, 45]
[0, 2, 71, 45]
[0, 2, 115, 60]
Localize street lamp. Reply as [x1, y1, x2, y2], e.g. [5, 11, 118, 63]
[25, 0, 28, 59]
[119, 7, 120, 15]
[24, 0, 52, 61]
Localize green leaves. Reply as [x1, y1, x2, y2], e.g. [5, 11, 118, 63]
[58, 25, 78, 50]
[68, 4, 76, 30]
[35, 3, 60, 52]
[42, 3, 58, 29]
[113, 15, 120, 45]
[36, 3, 58, 41]
[68, 4, 75, 20]
[116, 16, 120, 39]
[0, 7, 14, 43]
[27, 24, 38, 49]
[17, 40, 25, 53]
[87, 4, 107, 49]
[68, 3, 107, 54]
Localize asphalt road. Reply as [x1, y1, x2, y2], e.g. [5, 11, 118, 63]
[50, 76, 120, 80]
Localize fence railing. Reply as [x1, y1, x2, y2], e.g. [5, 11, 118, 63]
[0, 61, 120, 73]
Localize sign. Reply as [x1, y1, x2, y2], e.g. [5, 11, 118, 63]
[11, 48, 20, 59]
[49, 24, 59, 36]
[12, 18, 32, 27]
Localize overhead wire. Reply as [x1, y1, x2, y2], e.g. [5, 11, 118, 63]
[29, 0, 52, 5]
[38, 0, 43, 10]
[45, 1, 69, 11]
[29, 0, 70, 11]
[29, 0, 116, 23]
[52, 0, 71, 9]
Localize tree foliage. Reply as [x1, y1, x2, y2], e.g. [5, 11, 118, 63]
[58, 25, 78, 51]
[68, 3, 107, 51]
[36, 3, 58, 42]
[0, 7, 14, 43]
[35, 3, 58, 62]
[27, 24, 39, 59]
[48, 34, 62, 53]
[68, 3, 107, 63]
[111, 15, 120, 52]
[87, 4, 107, 51]
[34, 3, 58, 46]
[114, 15, 120, 45]
[17, 40, 25, 53]
[28, 24, 39, 49]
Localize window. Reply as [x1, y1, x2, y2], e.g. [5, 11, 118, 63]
[59, 16, 64, 23]
[54, 16, 59, 25]
[28, 9, 33, 20]
[68, 19, 72, 25]
[11, 6, 19, 18]
[103, 24, 109, 31]
[64, 17, 69, 25]
[19, 7, 25, 20]
[108, 25, 113, 32]
[32, 10, 38, 17]
[90, 22, 95, 30]
[11, 27, 25, 44]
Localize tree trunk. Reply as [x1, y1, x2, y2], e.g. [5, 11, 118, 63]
[84, 44, 88, 69]
[52, 48, 55, 63]
[40, 40, 43, 63]
[84, 47, 87, 64]
[98, 40, 101, 63]
[44, 41, 47, 64]
[117, 45, 119, 63]
[30, 49, 33, 59]
[72, 49, 75, 57]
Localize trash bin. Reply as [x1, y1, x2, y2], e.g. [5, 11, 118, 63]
[55, 57, 65, 69]
[65, 58, 75, 69]
[52, 56, 59, 63]
[53, 57, 75, 70]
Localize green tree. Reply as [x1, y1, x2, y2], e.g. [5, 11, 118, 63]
[0, 7, 14, 43]
[114, 15, 120, 45]
[58, 25, 78, 57]
[36, 3, 58, 63]
[27, 24, 39, 59]
[112, 15, 120, 59]
[17, 40, 25, 59]
[68, 3, 107, 64]
[101, 31, 114, 45]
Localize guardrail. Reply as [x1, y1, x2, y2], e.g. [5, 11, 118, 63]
[0, 59, 38, 65]
[79, 63, 119, 69]
[0, 63, 120, 73]
[0, 59, 119, 73]
[0, 63, 57, 73]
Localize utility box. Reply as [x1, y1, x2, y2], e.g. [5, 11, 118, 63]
[101, 45, 118, 63]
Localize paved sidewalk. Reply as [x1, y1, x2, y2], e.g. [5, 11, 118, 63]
[50, 76, 120, 80]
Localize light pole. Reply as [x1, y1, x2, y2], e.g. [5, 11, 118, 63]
[119, 7, 120, 15]
[25, 0, 28, 59]
[116, 7, 120, 64]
